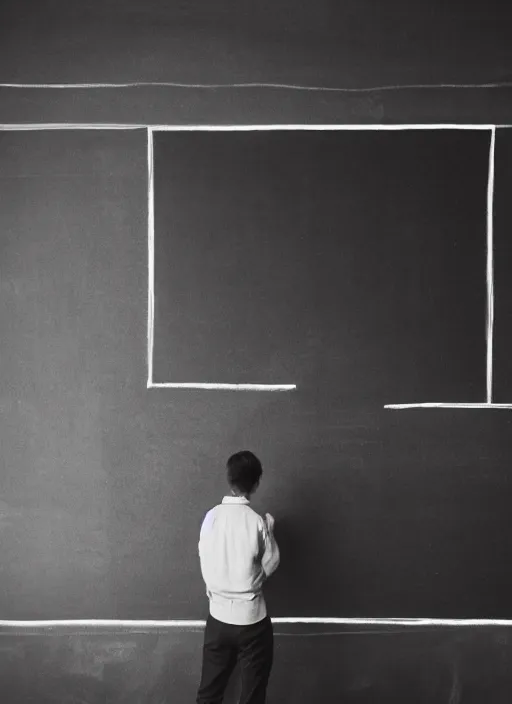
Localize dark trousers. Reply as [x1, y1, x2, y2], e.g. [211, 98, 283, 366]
[196, 614, 274, 704]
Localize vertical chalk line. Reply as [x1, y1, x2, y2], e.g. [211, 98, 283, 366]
[147, 127, 155, 388]
[487, 126, 496, 404]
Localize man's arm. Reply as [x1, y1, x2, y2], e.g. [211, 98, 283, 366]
[260, 513, 280, 578]
[198, 510, 216, 591]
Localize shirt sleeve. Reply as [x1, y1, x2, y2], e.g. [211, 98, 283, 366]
[198, 509, 216, 592]
[259, 518, 280, 579]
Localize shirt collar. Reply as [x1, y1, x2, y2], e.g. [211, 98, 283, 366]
[222, 496, 250, 505]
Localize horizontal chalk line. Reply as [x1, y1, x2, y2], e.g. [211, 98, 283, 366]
[3, 80, 512, 92]
[0, 123, 500, 132]
[275, 630, 449, 636]
[1, 618, 512, 630]
[148, 383, 296, 391]
[0, 123, 146, 131]
[150, 124, 496, 131]
[385, 403, 512, 409]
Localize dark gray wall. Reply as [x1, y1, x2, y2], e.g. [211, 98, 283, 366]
[3, 623, 512, 704]
[1, 0, 512, 88]
[2, 1, 512, 701]
[2, 0, 512, 126]
[4, 120, 512, 621]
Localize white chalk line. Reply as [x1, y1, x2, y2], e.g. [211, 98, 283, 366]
[1, 618, 512, 629]
[274, 630, 445, 636]
[146, 123, 494, 391]
[0, 123, 146, 130]
[147, 128, 155, 388]
[487, 127, 496, 404]
[3, 80, 512, 92]
[385, 402, 512, 409]
[151, 124, 496, 132]
[0, 123, 500, 131]
[148, 383, 297, 391]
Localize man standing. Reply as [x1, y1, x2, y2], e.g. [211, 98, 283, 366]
[196, 450, 280, 704]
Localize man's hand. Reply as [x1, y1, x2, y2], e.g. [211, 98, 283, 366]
[265, 513, 275, 532]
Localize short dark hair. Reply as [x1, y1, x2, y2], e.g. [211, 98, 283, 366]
[227, 451, 262, 494]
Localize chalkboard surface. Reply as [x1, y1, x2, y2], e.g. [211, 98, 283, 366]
[2, 1, 512, 128]
[1, 0, 511, 91]
[0, 130, 148, 618]
[154, 129, 488, 404]
[2, 127, 512, 621]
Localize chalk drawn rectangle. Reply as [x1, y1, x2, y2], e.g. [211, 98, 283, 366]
[150, 127, 488, 403]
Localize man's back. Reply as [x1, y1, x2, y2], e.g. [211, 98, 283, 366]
[199, 495, 280, 625]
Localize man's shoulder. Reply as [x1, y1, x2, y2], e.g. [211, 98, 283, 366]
[215, 503, 265, 523]
[244, 505, 266, 529]
[203, 502, 265, 525]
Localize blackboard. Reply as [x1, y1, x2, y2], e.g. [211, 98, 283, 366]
[2, 0, 512, 622]
[2, 127, 512, 620]
[0, 0, 511, 91]
[0, 129, 148, 618]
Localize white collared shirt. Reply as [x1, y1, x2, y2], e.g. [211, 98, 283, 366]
[198, 496, 280, 625]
